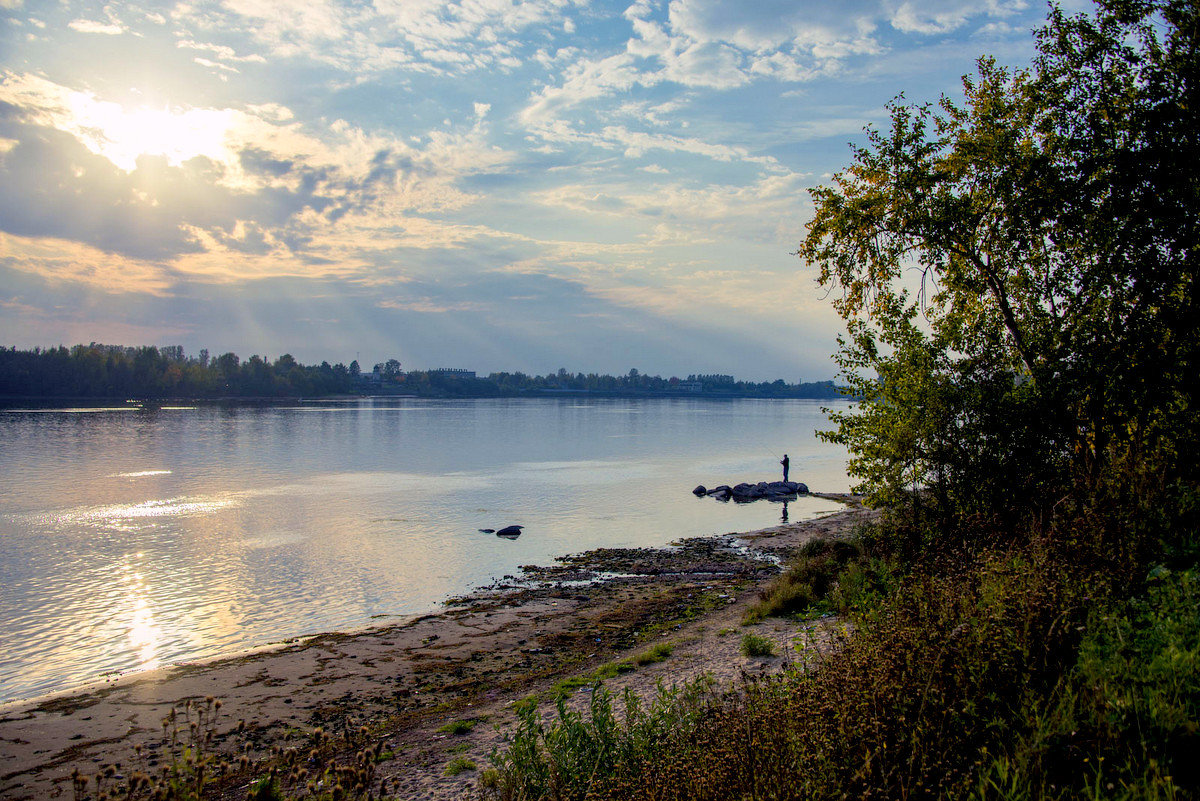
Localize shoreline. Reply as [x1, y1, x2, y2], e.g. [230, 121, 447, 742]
[0, 495, 873, 800]
[0, 492, 852, 714]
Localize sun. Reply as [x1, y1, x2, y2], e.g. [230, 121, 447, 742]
[65, 93, 235, 172]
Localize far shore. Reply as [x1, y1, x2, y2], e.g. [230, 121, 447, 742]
[0, 494, 875, 801]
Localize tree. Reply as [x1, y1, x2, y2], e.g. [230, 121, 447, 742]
[800, 0, 1200, 529]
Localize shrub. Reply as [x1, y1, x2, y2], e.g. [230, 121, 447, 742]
[743, 536, 882, 624]
[484, 679, 713, 801]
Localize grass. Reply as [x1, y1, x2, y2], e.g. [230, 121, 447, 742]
[437, 719, 477, 735]
[445, 756, 478, 776]
[739, 633, 775, 657]
[633, 641, 674, 665]
[547, 654, 645, 700]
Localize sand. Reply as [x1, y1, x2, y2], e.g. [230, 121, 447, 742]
[0, 495, 876, 800]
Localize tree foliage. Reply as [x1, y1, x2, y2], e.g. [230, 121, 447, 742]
[800, 0, 1200, 533]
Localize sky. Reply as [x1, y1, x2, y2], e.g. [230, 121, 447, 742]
[0, 0, 1076, 381]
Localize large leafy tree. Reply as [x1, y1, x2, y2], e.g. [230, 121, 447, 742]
[801, 0, 1199, 530]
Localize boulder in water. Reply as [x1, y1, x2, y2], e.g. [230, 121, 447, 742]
[698, 480, 809, 502]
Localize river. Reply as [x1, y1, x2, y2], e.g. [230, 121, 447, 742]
[0, 397, 850, 703]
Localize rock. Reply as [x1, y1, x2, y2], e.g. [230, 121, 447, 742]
[478, 528, 495, 533]
[697, 479, 809, 502]
[692, 485, 707, 496]
[496, 525, 524, 539]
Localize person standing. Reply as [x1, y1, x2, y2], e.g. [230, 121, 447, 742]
[781, 453, 790, 482]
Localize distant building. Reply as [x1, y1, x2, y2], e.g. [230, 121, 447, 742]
[678, 381, 704, 393]
[428, 368, 476, 380]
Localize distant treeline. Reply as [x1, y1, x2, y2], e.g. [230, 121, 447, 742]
[0, 344, 842, 400]
[0, 345, 359, 399]
[407, 368, 841, 399]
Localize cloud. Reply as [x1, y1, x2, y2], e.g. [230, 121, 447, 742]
[176, 38, 267, 68]
[68, 19, 127, 35]
[193, 57, 239, 74]
[0, 232, 174, 295]
[625, 12, 749, 90]
[518, 0, 889, 157]
[520, 52, 644, 127]
[172, 0, 583, 75]
[219, 0, 349, 46]
[377, 297, 486, 314]
[533, 170, 811, 245]
[666, 0, 874, 51]
[601, 124, 778, 164]
[522, 0, 1031, 151]
[0, 71, 517, 275]
[887, 0, 1028, 35]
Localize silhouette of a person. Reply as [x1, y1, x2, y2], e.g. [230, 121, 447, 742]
[781, 453, 790, 482]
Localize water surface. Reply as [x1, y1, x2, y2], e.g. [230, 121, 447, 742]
[0, 397, 850, 703]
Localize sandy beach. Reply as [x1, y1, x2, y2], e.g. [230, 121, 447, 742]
[0, 496, 875, 800]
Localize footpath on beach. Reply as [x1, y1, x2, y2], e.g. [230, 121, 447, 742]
[0, 495, 875, 800]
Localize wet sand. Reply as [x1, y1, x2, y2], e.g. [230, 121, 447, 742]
[0, 495, 875, 800]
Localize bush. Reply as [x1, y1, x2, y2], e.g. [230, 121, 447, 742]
[743, 535, 892, 624]
[484, 679, 713, 801]
[487, 545, 1096, 800]
[974, 567, 1200, 798]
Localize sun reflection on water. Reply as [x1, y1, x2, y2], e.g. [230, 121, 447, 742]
[123, 565, 161, 672]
